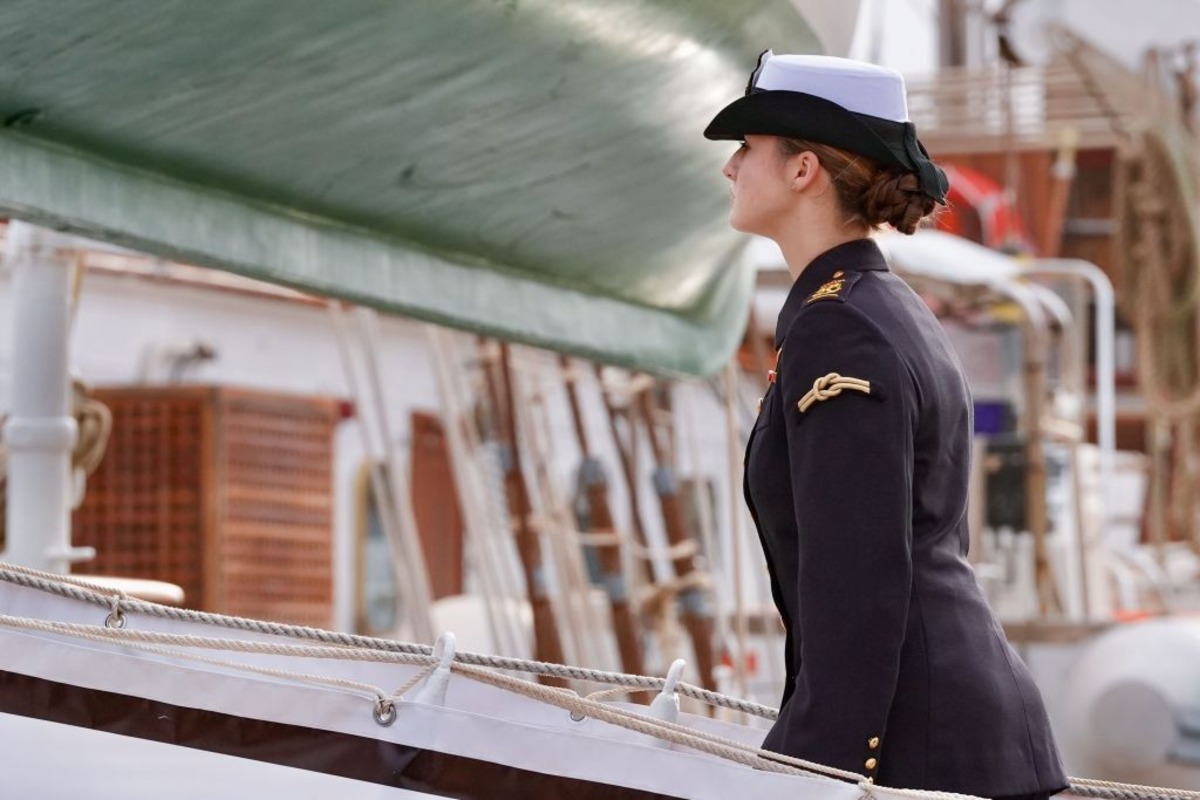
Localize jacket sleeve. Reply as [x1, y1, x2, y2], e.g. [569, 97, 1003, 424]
[762, 301, 915, 780]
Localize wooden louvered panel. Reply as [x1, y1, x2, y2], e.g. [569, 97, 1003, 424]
[72, 386, 338, 627]
[73, 388, 210, 607]
[216, 389, 336, 627]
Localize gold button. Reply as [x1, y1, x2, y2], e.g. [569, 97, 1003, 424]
[833, 270, 844, 278]
[868, 737, 880, 749]
[865, 757, 878, 770]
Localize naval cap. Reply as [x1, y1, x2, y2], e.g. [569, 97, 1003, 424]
[752, 52, 909, 122]
[707, 50, 948, 204]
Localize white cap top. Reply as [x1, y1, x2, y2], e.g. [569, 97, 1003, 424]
[752, 52, 910, 123]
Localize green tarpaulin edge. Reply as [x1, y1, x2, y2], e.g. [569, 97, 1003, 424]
[0, 131, 754, 376]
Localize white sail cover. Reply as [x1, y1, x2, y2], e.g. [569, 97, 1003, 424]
[0, 565, 881, 800]
[2, 564, 1189, 799]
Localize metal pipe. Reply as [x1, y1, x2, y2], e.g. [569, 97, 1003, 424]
[1025, 261, 1121, 620]
[2, 222, 91, 572]
[1025, 260, 1118, 492]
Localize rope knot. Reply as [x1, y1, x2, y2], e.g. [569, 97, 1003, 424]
[798, 372, 872, 413]
[810, 372, 845, 402]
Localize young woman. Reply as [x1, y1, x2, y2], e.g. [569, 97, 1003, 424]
[704, 52, 1068, 798]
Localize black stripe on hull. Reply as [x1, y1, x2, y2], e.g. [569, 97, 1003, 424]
[0, 669, 687, 799]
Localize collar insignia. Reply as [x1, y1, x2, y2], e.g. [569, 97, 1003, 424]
[804, 271, 862, 305]
[806, 278, 845, 304]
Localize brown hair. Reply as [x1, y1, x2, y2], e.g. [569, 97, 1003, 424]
[777, 138, 936, 235]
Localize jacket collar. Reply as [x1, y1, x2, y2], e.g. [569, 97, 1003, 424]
[774, 237, 889, 348]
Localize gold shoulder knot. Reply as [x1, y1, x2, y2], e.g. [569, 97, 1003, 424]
[797, 372, 871, 413]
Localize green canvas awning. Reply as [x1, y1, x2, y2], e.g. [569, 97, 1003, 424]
[0, 1, 823, 375]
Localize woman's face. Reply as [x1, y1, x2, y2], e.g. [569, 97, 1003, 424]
[721, 134, 798, 238]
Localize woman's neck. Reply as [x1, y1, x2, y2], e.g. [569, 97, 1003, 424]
[776, 224, 871, 282]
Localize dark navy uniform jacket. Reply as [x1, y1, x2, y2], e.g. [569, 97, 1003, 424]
[744, 238, 1068, 796]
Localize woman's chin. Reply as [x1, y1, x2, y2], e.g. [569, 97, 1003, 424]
[730, 220, 768, 239]
[727, 211, 754, 234]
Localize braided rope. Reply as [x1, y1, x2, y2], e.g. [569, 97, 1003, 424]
[0, 563, 776, 719]
[1069, 778, 1200, 800]
[0, 612, 851, 783]
[451, 657, 851, 781]
[0, 614, 402, 702]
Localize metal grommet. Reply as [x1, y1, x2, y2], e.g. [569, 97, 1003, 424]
[373, 698, 397, 727]
[569, 710, 586, 722]
[105, 595, 127, 629]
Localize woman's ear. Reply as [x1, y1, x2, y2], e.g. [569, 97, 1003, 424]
[789, 151, 820, 191]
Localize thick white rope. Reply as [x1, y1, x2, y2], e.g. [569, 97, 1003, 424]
[451, 656, 856, 783]
[0, 563, 775, 719]
[1067, 778, 1200, 800]
[0, 613, 403, 703]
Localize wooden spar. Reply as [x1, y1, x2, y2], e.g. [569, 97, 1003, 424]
[636, 383, 719, 692]
[1039, 129, 1079, 258]
[1018, 310, 1063, 618]
[594, 366, 656, 587]
[559, 357, 646, 677]
[483, 341, 567, 685]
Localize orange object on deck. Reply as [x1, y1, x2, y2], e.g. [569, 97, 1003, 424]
[935, 164, 1034, 253]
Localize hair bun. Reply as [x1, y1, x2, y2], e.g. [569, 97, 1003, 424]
[862, 170, 936, 235]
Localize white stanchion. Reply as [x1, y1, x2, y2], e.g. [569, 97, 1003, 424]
[2, 222, 91, 573]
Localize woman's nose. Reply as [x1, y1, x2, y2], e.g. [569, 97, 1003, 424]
[722, 156, 737, 182]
